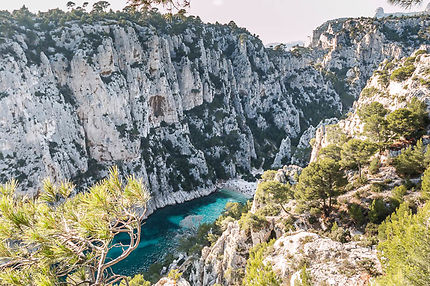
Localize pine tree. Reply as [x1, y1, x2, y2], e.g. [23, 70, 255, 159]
[127, 0, 190, 12]
[318, 144, 342, 161]
[387, 108, 421, 140]
[296, 158, 347, 215]
[341, 139, 377, 178]
[388, 0, 425, 8]
[421, 166, 430, 201]
[393, 139, 426, 177]
[256, 181, 293, 214]
[0, 167, 150, 286]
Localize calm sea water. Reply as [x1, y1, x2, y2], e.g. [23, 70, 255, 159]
[110, 189, 249, 276]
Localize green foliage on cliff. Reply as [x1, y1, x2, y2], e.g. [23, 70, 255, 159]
[421, 166, 430, 200]
[393, 139, 428, 177]
[119, 274, 151, 286]
[256, 180, 293, 214]
[358, 98, 429, 147]
[239, 212, 269, 233]
[295, 264, 312, 286]
[318, 144, 342, 161]
[377, 202, 430, 285]
[387, 109, 421, 140]
[388, 0, 426, 8]
[369, 198, 395, 224]
[296, 158, 347, 214]
[390, 63, 416, 81]
[358, 102, 388, 120]
[359, 103, 391, 150]
[243, 240, 280, 286]
[348, 203, 366, 226]
[341, 139, 377, 177]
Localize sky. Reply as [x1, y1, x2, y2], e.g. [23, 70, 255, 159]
[1, 0, 428, 44]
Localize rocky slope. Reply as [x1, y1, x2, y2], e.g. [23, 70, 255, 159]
[156, 47, 430, 286]
[177, 174, 383, 286]
[0, 9, 429, 210]
[311, 46, 430, 161]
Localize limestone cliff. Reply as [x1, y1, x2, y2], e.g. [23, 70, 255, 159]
[156, 36, 430, 286]
[311, 46, 430, 162]
[0, 9, 429, 210]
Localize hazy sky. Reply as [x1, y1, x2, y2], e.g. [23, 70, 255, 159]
[1, 0, 428, 44]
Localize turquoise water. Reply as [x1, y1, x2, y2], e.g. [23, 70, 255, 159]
[110, 190, 249, 276]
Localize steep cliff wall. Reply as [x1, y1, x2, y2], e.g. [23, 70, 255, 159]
[0, 10, 428, 208]
[310, 46, 430, 162]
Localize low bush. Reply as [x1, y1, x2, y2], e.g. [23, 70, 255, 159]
[369, 198, 395, 224]
[391, 185, 407, 204]
[348, 203, 367, 226]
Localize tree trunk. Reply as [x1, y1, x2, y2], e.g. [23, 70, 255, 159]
[358, 163, 362, 179]
[279, 203, 290, 215]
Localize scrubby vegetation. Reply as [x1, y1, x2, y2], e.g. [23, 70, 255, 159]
[242, 240, 280, 286]
[378, 202, 430, 285]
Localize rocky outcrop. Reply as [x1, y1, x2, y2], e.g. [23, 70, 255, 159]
[190, 221, 248, 286]
[188, 218, 380, 286]
[155, 277, 190, 286]
[268, 231, 381, 286]
[311, 47, 430, 162]
[291, 117, 338, 165]
[0, 10, 429, 210]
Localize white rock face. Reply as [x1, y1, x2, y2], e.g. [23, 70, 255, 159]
[272, 137, 291, 168]
[291, 117, 338, 165]
[190, 221, 249, 286]
[0, 14, 427, 209]
[155, 277, 190, 286]
[189, 222, 381, 286]
[267, 231, 382, 286]
[310, 47, 430, 162]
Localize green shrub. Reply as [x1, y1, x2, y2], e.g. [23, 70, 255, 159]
[390, 64, 416, 82]
[120, 274, 151, 286]
[318, 144, 342, 161]
[329, 222, 351, 243]
[369, 198, 393, 224]
[261, 170, 277, 181]
[144, 263, 163, 283]
[387, 106, 428, 140]
[358, 102, 388, 120]
[371, 182, 386, 193]
[421, 167, 430, 201]
[361, 87, 380, 98]
[167, 269, 182, 282]
[256, 204, 281, 216]
[377, 203, 430, 285]
[256, 181, 293, 213]
[243, 241, 280, 286]
[283, 216, 296, 232]
[348, 203, 366, 226]
[369, 157, 380, 174]
[391, 185, 407, 203]
[393, 140, 426, 178]
[222, 202, 247, 220]
[295, 264, 312, 286]
[341, 139, 378, 177]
